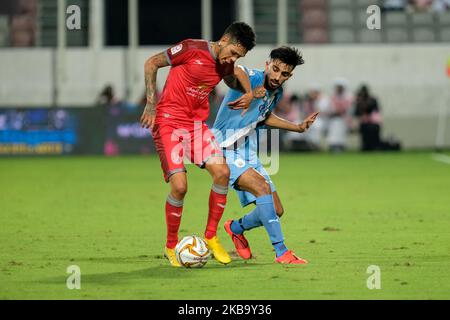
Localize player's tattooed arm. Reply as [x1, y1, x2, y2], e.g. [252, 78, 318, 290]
[265, 112, 320, 133]
[141, 52, 170, 129]
[226, 67, 254, 115]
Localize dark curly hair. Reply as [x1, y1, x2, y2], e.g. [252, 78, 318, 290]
[270, 46, 304, 69]
[223, 22, 256, 51]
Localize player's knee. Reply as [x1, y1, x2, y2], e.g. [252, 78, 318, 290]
[213, 165, 230, 184]
[171, 182, 188, 198]
[276, 207, 284, 217]
[254, 180, 272, 197]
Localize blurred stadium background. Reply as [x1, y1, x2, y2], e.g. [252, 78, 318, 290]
[0, 0, 449, 156]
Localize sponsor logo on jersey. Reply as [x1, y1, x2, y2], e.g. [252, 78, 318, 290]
[197, 83, 209, 90]
[186, 86, 209, 99]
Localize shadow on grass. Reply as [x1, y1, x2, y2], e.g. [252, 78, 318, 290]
[38, 256, 273, 286]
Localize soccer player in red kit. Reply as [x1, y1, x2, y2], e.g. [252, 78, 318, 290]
[140, 22, 256, 267]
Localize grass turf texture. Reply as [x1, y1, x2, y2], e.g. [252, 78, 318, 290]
[1, 152, 450, 300]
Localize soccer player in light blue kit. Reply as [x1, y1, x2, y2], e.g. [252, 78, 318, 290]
[213, 47, 318, 264]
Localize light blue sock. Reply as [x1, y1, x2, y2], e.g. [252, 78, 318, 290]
[273, 241, 288, 257]
[230, 206, 262, 235]
[256, 194, 287, 257]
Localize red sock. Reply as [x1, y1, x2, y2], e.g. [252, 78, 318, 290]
[165, 195, 184, 249]
[205, 184, 228, 239]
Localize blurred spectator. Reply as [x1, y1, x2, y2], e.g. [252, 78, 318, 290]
[327, 78, 353, 153]
[275, 94, 301, 123]
[388, 0, 450, 12]
[405, 0, 450, 12]
[302, 84, 331, 150]
[407, 0, 433, 12]
[273, 94, 290, 150]
[354, 85, 382, 151]
[77, 84, 120, 155]
[98, 85, 119, 106]
[432, 0, 450, 11]
[277, 94, 303, 150]
[99, 85, 122, 156]
[10, 0, 37, 47]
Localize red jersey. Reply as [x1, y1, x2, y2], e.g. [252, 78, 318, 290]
[156, 39, 234, 123]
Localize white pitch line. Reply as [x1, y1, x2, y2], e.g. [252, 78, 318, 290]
[432, 153, 450, 165]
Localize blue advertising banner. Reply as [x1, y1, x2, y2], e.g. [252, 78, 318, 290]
[0, 108, 79, 155]
[0, 103, 155, 156]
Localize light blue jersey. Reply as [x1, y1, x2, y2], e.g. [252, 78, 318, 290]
[213, 66, 283, 207]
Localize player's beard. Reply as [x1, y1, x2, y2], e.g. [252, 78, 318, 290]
[264, 74, 280, 91]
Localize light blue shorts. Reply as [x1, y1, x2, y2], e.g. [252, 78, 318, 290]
[223, 147, 276, 207]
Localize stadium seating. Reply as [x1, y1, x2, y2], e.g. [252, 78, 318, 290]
[384, 12, 409, 26]
[301, 0, 327, 10]
[440, 26, 450, 41]
[302, 27, 328, 43]
[386, 28, 409, 42]
[359, 28, 383, 43]
[329, 9, 354, 27]
[10, 14, 36, 47]
[437, 12, 450, 24]
[1, 0, 449, 46]
[0, 15, 8, 47]
[412, 27, 436, 42]
[328, 0, 353, 10]
[39, 0, 89, 47]
[330, 27, 355, 43]
[253, 0, 449, 44]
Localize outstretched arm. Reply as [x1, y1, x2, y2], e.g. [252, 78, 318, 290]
[140, 52, 170, 129]
[265, 112, 319, 133]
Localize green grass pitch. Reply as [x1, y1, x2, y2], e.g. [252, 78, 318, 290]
[1, 152, 450, 299]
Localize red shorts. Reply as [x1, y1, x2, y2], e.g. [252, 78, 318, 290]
[151, 120, 222, 182]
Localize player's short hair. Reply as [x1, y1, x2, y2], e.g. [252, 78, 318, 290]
[270, 46, 304, 69]
[223, 22, 256, 51]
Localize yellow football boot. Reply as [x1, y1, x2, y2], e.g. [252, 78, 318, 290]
[205, 236, 231, 264]
[164, 247, 181, 267]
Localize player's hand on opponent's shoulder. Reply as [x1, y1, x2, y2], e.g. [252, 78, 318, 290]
[140, 104, 156, 129]
[227, 91, 254, 116]
[298, 112, 319, 132]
